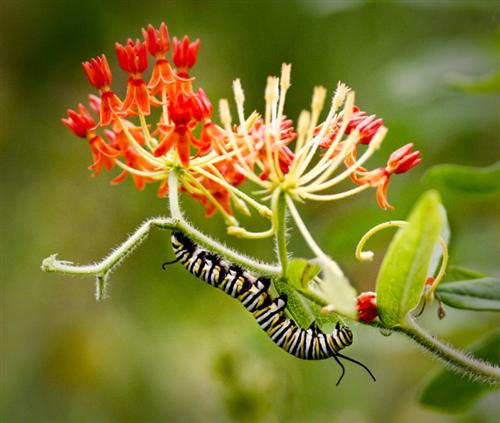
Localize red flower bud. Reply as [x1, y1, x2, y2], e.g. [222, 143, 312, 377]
[115, 39, 148, 75]
[192, 88, 213, 121]
[356, 292, 378, 323]
[387, 143, 421, 175]
[168, 92, 196, 126]
[82, 55, 112, 90]
[173, 35, 200, 75]
[62, 104, 96, 137]
[143, 22, 170, 57]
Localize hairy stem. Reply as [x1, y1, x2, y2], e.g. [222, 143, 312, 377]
[272, 189, 288, 276]
[287, 282, 500, 382]
[391, 317, 500, 385]
[178, 220, 281, 276]
[41, 217, 177, 300]
[170, 171, 281, 276]
[41, 174, 282, 299]
[41, 217, 176, 278]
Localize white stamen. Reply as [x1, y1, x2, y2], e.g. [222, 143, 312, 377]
[359, 251, 374, 261]
[305, 126, 387, 193]
[233, 79, 258, 158]
[219, 99, 232, 127]
[294, 110, 311, 155]
[297, 90, 355, 185]
[301, 184, 369, 202]
[292, 86, 340, 178]
[233, 78, 245, 105]
[263, 76, 280, 182]
[280, 63, 291, 91]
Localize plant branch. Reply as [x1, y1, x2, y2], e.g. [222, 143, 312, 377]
[41, 217, 177, 278]
[41, 173, 282, 299]
[41, 216, 177, 300]
[285, 194, 345, 277]
[272, 189, 288, 276]
[375, 317, 500, 385]
[170, 171, 282, 277]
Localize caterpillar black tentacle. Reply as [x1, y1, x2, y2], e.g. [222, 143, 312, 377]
[165, 230, 375, 384]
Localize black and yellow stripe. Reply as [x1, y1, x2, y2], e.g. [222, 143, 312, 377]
[167, 231, 375, 384]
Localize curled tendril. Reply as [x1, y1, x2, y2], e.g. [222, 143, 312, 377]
[355, 220, 449, 302]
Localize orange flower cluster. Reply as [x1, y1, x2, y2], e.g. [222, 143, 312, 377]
[62, 23, 222, 212]
[62, 22, 420, 219]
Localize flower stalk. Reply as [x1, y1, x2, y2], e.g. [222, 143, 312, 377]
[272, 189, 289, 275]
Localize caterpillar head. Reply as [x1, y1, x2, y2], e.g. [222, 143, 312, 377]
[335, 322, 354, 346]
[172, 231, 196, 252]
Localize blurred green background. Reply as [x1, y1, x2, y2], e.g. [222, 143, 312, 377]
[1, 1, 499, 422]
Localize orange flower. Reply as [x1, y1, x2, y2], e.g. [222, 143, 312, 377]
[153, 92, 204, 166]
[143, 22, 170, 56]
[172, 35, 200, 78]
[65, 22, 421, 222]
[351, 143, 421, 210]
[319, 106, 383, 149]
[62, 103, 118, 176]
[82, 55, 122, 126]
[61, 103, 96, 137]
[386, 143, 422, 174]
[142, 23, 183, 96]
[115, 39, 161, 115]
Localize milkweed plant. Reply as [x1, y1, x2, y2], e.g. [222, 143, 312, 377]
[42, 22, 500, 398]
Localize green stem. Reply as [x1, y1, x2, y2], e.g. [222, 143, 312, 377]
[41, 173, 282, 299]
[169, 171, 280, 276]
[42, 214, 281, 281]
[282, 283, 500, 381]
[41, 216, 177, 300]
[41, 217, 177, 278]
[272, 188, 288, 276]
[168, 171, 183, 220]
[177, 220, 281, 276]
[285, 194, 345, 276]
[372, 317, 500, 385]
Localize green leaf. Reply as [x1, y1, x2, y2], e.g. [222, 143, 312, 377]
[420, 330, 500, 413]
[274, 278, 339, 329]
[274, 278, 315, 328]
[423, 162, 500, 194]
[445, 265, 486, 282]
[286, 258, 321, 289]
[303, 262, 321, 286]
[436, 278, 500, 311]
[376, 191, 445, 327]
[286, 258, 308, 288]
[449, 71, 500, 94]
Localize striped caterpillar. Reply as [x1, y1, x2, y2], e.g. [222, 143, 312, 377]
[164, 231, 375, 384]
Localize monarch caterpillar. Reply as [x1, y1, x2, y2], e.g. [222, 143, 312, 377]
[164, 231, 375, 384]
